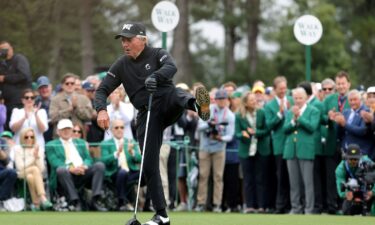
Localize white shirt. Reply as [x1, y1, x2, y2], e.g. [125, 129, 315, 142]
[60, 138, 83, 167]
[105, 101, 134, 140]
[9, 108, 49, 150]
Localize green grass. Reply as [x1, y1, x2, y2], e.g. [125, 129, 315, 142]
[0, 212, 374, 225]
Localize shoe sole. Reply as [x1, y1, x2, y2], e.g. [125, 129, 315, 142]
[195, 86, 210, 121]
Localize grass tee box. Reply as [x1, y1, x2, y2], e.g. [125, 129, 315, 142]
[0, 212, 374, 225]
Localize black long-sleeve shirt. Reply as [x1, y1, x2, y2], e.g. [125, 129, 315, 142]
[94, 45, 177, 111]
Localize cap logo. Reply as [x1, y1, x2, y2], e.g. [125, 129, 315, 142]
[145, 64, 151, 70]
[351, 149, 356, 154]
[123, 24, 133, 30]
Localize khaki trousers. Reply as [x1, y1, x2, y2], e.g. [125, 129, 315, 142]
[196, 150, 225, 206]
[159, 143, 171, 205]
[21, 166, 46, 204]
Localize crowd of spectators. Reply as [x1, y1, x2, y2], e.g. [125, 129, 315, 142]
[0, 40, 374, 215]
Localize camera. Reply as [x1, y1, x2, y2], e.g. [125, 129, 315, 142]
[340, 161, 375, 215]
[205, 120, 228, 137]
[0, 48, 8, 60]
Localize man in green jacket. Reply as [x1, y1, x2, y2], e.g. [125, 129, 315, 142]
[335, 144, 375, 215]
[322, 71, 351, 213]
[264, 76, 293, 214]
[46, 119, 107, 211]
[100, 119, 141, 211]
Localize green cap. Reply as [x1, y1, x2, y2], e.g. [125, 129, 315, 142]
[231, 91, 242, 98]
[0, 131, 13, 138]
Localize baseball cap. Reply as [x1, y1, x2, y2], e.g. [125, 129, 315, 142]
[252, 86, 265, 94]
[82, 82, 95, 91]
[0, 131, 13, 138]
[57, 119, 73, 130]
[346, 144, 361, 159]
[37, 76, 50, 88]
[215, 89, 228, 99]
[231, 91, 242, 99]
[367, 86, 375, 93]
[176, 83, 190, 91]
[115, 22, 146, 39]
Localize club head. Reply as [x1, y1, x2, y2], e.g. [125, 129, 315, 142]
[125, 218, 141, 225]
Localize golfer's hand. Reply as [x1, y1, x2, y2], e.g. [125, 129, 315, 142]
[97, 110, 110, 130]
[145, 75, 157, 92]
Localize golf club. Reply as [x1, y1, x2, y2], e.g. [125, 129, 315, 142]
[125, 93, 153, 225]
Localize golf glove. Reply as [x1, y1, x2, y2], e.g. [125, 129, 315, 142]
[145, 74, 157, 92]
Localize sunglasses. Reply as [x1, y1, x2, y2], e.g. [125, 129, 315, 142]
[73, 129, 82, 134]
[24, 135, 35, 140]
[114, 126, 124, 130]
[64, 82, 75, 86]
[23, 96, 35, 100]
[322, 87, 333, 91]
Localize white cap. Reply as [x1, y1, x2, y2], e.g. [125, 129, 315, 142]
[367, 86, 375, 93]
[57, 119, 73, 130]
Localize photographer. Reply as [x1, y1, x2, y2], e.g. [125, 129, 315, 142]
[0, 41, 32, 130]
[335, 144, 375, 215]
[194, 89, 235, 212]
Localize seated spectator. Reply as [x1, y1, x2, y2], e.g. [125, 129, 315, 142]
[46, 119, 107, 211]
[14, 127, 52, 211]
[9, 88, 48, 149]
[0, 131, 15, 168]
[100, 119, 141, 211]
[335, 144, 375, 215]
[0, 137, 17, 210]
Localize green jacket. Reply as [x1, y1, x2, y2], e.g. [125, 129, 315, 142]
[235, 108, 271, 158]
[309, 97, 324, 155]
[283, 105, 320, 160]
[264, 96, 294, 155]
[100, 138, 141, 177]
[322, 93, 350, 155]
[335, 157, 375, 215]
[46, 138, 92, 191]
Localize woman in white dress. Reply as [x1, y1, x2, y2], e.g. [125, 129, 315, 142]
[9, 89, 48, 150]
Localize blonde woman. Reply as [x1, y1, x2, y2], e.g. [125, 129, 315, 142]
[14, 127, 52, 210]
[235, 92, 272, 213]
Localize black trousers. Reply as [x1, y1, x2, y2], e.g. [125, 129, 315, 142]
[274, 155, 290, 211]
[223, 163, 240, 209]
[314, 155, 339, 212]
[136, 88, 194, 211]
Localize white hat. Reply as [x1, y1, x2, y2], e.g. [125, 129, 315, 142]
[57, 119, 73, 130]
[367, 86, 375, 93]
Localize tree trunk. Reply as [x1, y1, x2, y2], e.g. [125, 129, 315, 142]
[80, 0, 94, 77]
[246, 0, 260, 79]
[223, 0, 236, 78]
[47, 0, 62, 83]
[171, 0, 193, 85]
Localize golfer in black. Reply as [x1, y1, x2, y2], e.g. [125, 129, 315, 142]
[95, 22, 210, 225]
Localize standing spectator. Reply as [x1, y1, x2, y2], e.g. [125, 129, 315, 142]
[45, 119, 107, 211]
[49, 73, 93, 138]
[0, 137, 17, 210]
[14, 128, 52, 211]
[195, 89, 235, 212]
[321, 72, 351, 214]
[252, 85, 266, 108]
[9, 89, 48, 149]
[35, 75, 54, 143]
[283, 87, 320, 214]
[235, 92, 272, 213]
[0, 91, 6, 133]
[264, 76, 293, 214]
[82, 81, 104, 158]
[361, 86, 375, 161]
[105, 87, 135, 140]
[100, 119, 141, 211]
[335, 90, 372, 155]
[321, 78, 336, 99]
[0, 41, 32, 131]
